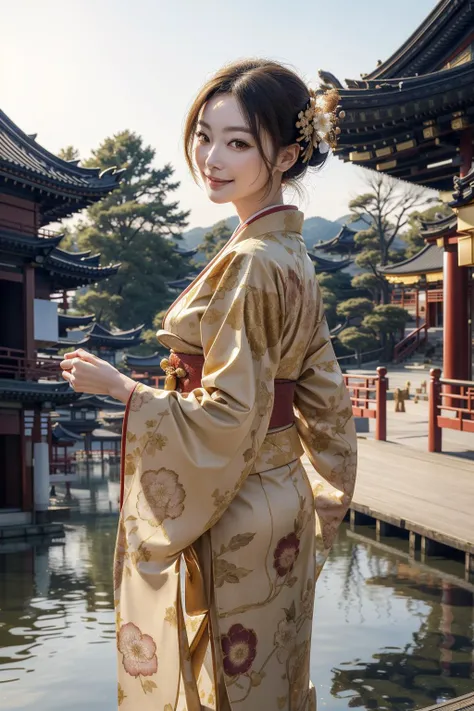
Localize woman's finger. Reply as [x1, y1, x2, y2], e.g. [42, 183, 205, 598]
[60, 359, 74, 370]
[63, 348, 96, 363]
[62, 370, 74, 385]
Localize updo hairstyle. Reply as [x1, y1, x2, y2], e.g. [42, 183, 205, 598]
[184, 58, 340, 191]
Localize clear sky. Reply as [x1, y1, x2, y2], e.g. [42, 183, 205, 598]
[2, 0, 437, 230]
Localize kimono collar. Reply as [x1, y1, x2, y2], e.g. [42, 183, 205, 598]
[161, 205, 304, 331]
[232, 204, 304, 244]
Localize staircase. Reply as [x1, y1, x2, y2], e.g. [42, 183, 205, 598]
[403, 327, 443, 370]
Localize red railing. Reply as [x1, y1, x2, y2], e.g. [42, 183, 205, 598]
[343, 367, 388, 440]
[0, 347, 61, 380]
[393, 323, 428, 363]
[427, 289, 443, 303]
[391, 291, 418, 308]
[0, 217, 59, 240]
[428, 369, 474, 452]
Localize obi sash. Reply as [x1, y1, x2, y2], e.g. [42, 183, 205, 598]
[162, 352, 296, 430]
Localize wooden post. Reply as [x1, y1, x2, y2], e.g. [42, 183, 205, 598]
[443, 128, 472, 382]
[415, 289, 420, 328]
[428, 368, 442, 453]
[375, 366, 387, 441]
[443, 248, 469, 381]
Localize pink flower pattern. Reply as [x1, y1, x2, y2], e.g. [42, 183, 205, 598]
[118, 622, 158, 678]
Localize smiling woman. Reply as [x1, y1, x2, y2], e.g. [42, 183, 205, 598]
[184, 59, 341, 222]
[61, 58, 356, 711]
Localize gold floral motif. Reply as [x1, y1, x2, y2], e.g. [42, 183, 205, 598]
[137, 468, 186, 526]
[115, 208, 357, 710]
[118, 683, 126, 706]
[164, 605, 178, 627]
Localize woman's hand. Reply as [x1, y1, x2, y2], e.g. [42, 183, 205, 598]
[60, 349, 136, 404]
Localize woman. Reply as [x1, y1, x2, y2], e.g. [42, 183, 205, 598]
[61, 59, 357, 711]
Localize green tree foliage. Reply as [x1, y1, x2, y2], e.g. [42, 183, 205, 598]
[338, 327, 379, 366]
[58, 145, 80, 162]
[317, 271, 354, 328]
[402, 203, 453, 257]
[200, 220, 232, 261]
[363, 304, 411, 358]
[351, 273, 380, 302]
[336, 297, 373, 321]
[349, 173, 434, 303]
[69, 131, 190, 329]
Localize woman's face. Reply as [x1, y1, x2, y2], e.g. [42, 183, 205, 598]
[193, 94, 277, 213]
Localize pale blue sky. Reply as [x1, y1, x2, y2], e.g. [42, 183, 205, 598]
[2, 0, 437, 229]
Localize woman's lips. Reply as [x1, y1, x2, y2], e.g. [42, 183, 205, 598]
[205, 175, 233, 190]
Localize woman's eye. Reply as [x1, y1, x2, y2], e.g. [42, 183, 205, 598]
[195, 131, 209, 143]
[230, 139, 249, 150]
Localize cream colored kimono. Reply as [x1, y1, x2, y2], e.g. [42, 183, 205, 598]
[114, 207, 357, 711]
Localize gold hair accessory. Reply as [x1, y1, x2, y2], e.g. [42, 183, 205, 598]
[296, 88, 344, 163]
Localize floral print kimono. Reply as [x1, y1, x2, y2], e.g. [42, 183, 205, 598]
[114, 205, 357, 711]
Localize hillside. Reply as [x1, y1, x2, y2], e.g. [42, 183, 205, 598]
[181, 213, 357, 253]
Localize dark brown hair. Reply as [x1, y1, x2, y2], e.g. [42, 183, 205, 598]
[184, 58, 333, 190]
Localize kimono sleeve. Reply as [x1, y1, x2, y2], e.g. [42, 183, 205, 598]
[120, 249, 284, 568]
[294, 284, 357, 578]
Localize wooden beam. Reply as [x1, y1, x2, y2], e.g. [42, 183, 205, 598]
[0, 269, 22, 282]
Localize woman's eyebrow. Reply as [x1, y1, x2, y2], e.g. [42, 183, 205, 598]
[198, 120, 252, 134]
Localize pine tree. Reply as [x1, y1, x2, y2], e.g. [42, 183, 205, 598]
[68, 131, 190, 329]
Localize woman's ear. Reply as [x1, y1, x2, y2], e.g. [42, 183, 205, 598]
[274, 143, 300, 174]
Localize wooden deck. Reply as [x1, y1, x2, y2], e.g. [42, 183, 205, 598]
[418, 691, 474, 710]
[302, 438, 474, 577]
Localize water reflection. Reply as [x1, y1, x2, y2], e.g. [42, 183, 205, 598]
[313, 532, 474, 710]
[0, 470, 473, 711]
[0, 519, 117, 711]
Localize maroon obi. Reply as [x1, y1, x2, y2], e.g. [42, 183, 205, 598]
[167, 352, 295, 430]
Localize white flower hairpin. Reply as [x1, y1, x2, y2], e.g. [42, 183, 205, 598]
[296, 88, 345, 164]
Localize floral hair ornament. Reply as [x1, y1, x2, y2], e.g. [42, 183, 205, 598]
[296, 87, 345, 164]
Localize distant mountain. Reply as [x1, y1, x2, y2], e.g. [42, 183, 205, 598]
[181, 217, 239, 251]
[180, 213, 374, 256]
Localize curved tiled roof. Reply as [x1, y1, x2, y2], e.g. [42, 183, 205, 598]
[363, 0, 474, 81]
[0, 108, 123, 221]
[379, 244, 443, 275]
[307, 252, 353, 273]
[450, 166, 474, 207]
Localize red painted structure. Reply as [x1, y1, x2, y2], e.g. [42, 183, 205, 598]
[343, 367, 388, 441]
[0, 108, 121, 517]
[428, 368, 474, 453]
[322, 0, 474, 384]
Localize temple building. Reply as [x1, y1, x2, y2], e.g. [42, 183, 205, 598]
[379, 243, 444, 328]
[0, 107, 121, 525]
[320, 0, 474, 379]
[307, 251, 353, 273]
[313, 223, 362, 257]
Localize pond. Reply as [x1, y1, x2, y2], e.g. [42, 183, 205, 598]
[0, 468, 473, 711]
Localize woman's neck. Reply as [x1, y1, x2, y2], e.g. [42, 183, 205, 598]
[233, 187, 284, 224]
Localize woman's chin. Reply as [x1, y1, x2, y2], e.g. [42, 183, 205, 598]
[206, 189, 234, 205]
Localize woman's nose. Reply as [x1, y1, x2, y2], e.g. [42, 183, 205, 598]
[205, 142, 224, 171]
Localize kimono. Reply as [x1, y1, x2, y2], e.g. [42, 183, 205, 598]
[113, 205, 357, 711]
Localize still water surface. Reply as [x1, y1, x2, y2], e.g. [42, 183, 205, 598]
[0, 466, 473, 710]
